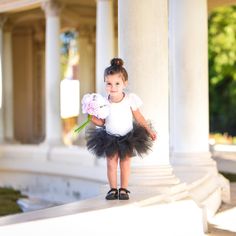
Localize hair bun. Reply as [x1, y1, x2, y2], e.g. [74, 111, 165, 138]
[110, 58, 124, 67]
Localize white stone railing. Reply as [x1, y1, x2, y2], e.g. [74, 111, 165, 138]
[0, 144, 107, 202]
[211, 144, 236, 174]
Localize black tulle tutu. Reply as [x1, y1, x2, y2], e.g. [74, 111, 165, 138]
[86, 123, 153, 159]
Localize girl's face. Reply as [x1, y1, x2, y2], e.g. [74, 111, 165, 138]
[105, 73, 127, 98]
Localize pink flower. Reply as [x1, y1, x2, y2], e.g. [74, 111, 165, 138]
[75, 93, 110, 133]
[81, 93, 110, 119]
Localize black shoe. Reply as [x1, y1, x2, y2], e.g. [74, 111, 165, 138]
[105, 188, 118, 200]
[119, 188, 130, 200]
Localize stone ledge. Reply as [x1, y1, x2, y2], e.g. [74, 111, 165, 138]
[0, 144, 95, 166]
[0, 158, 106, 183]
[0, 195, 205, 236]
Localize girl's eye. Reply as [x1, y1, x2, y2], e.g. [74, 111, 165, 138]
[116, 83, 120, 86]
[106, 83, 111, 86]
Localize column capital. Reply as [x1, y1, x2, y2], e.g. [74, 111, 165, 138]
[33, 23, 45, 43]
[0, 15, 7, 28]
[42, 0, 61, 17]
[3, 22, 13, 33]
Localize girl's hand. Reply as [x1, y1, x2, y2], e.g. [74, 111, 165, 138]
[149, 131, 157, 141]
[91, 116, 105, 127]
[132, 109, 157, 141]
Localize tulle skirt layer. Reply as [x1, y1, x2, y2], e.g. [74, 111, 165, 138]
[86, 124, 152, 159]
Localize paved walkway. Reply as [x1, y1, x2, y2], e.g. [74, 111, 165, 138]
[206, 182, 236, 236]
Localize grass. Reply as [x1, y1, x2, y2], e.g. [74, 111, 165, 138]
[210, 133, 236, 145]
[0, 187, 27, 216]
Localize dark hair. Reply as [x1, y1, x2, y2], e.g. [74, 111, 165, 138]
[104, 58, 128, 81]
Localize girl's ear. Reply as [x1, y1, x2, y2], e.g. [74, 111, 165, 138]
[124, 80, 128, 87]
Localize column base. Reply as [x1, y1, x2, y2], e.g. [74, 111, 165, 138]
[40, 138, 63, 147]
[129, 165, 180, 185]
[171, 151, 217, 167]
[127, 164, 189, 201]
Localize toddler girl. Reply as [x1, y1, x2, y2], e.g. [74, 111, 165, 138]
[87, 58, 156, 200]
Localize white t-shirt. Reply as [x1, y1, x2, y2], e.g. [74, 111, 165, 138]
[105, 93, 143, 136]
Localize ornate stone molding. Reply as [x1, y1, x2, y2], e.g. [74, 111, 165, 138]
[0, 0, 42, 13]
[95, 0, 113, 2]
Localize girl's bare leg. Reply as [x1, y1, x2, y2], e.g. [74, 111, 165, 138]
[106, 154, 119, 189]
[119, 156, 131, 191]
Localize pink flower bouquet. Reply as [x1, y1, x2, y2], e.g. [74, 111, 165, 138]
[74, 93, 110, 133]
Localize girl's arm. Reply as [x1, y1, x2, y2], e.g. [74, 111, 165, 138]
[91, 116, 105, 127]
[132, 109, 157, 141]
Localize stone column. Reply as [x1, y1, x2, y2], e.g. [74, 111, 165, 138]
[169, 0, 216, 168]
[118, 0, 181, 189]
[0, 16, 7, 143]
[42, 0, 62, 145]
[3, 26, 14, 142]
[96, 0, 115, 95]
[77, 27, 95, 145]
[79, 27, 95, 99]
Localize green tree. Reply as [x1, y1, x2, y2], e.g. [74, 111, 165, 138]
[208, 6, 236, 135]
[60, 30, 78, 79]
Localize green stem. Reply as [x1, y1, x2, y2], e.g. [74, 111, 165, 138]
[74, 115, 92, 133]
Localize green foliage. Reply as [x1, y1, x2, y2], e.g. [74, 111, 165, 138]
[209, 6, 236, 135]
[60, 30, 78, 80]
[220, 172, 236, 182]
[0, 187, 27, 216]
